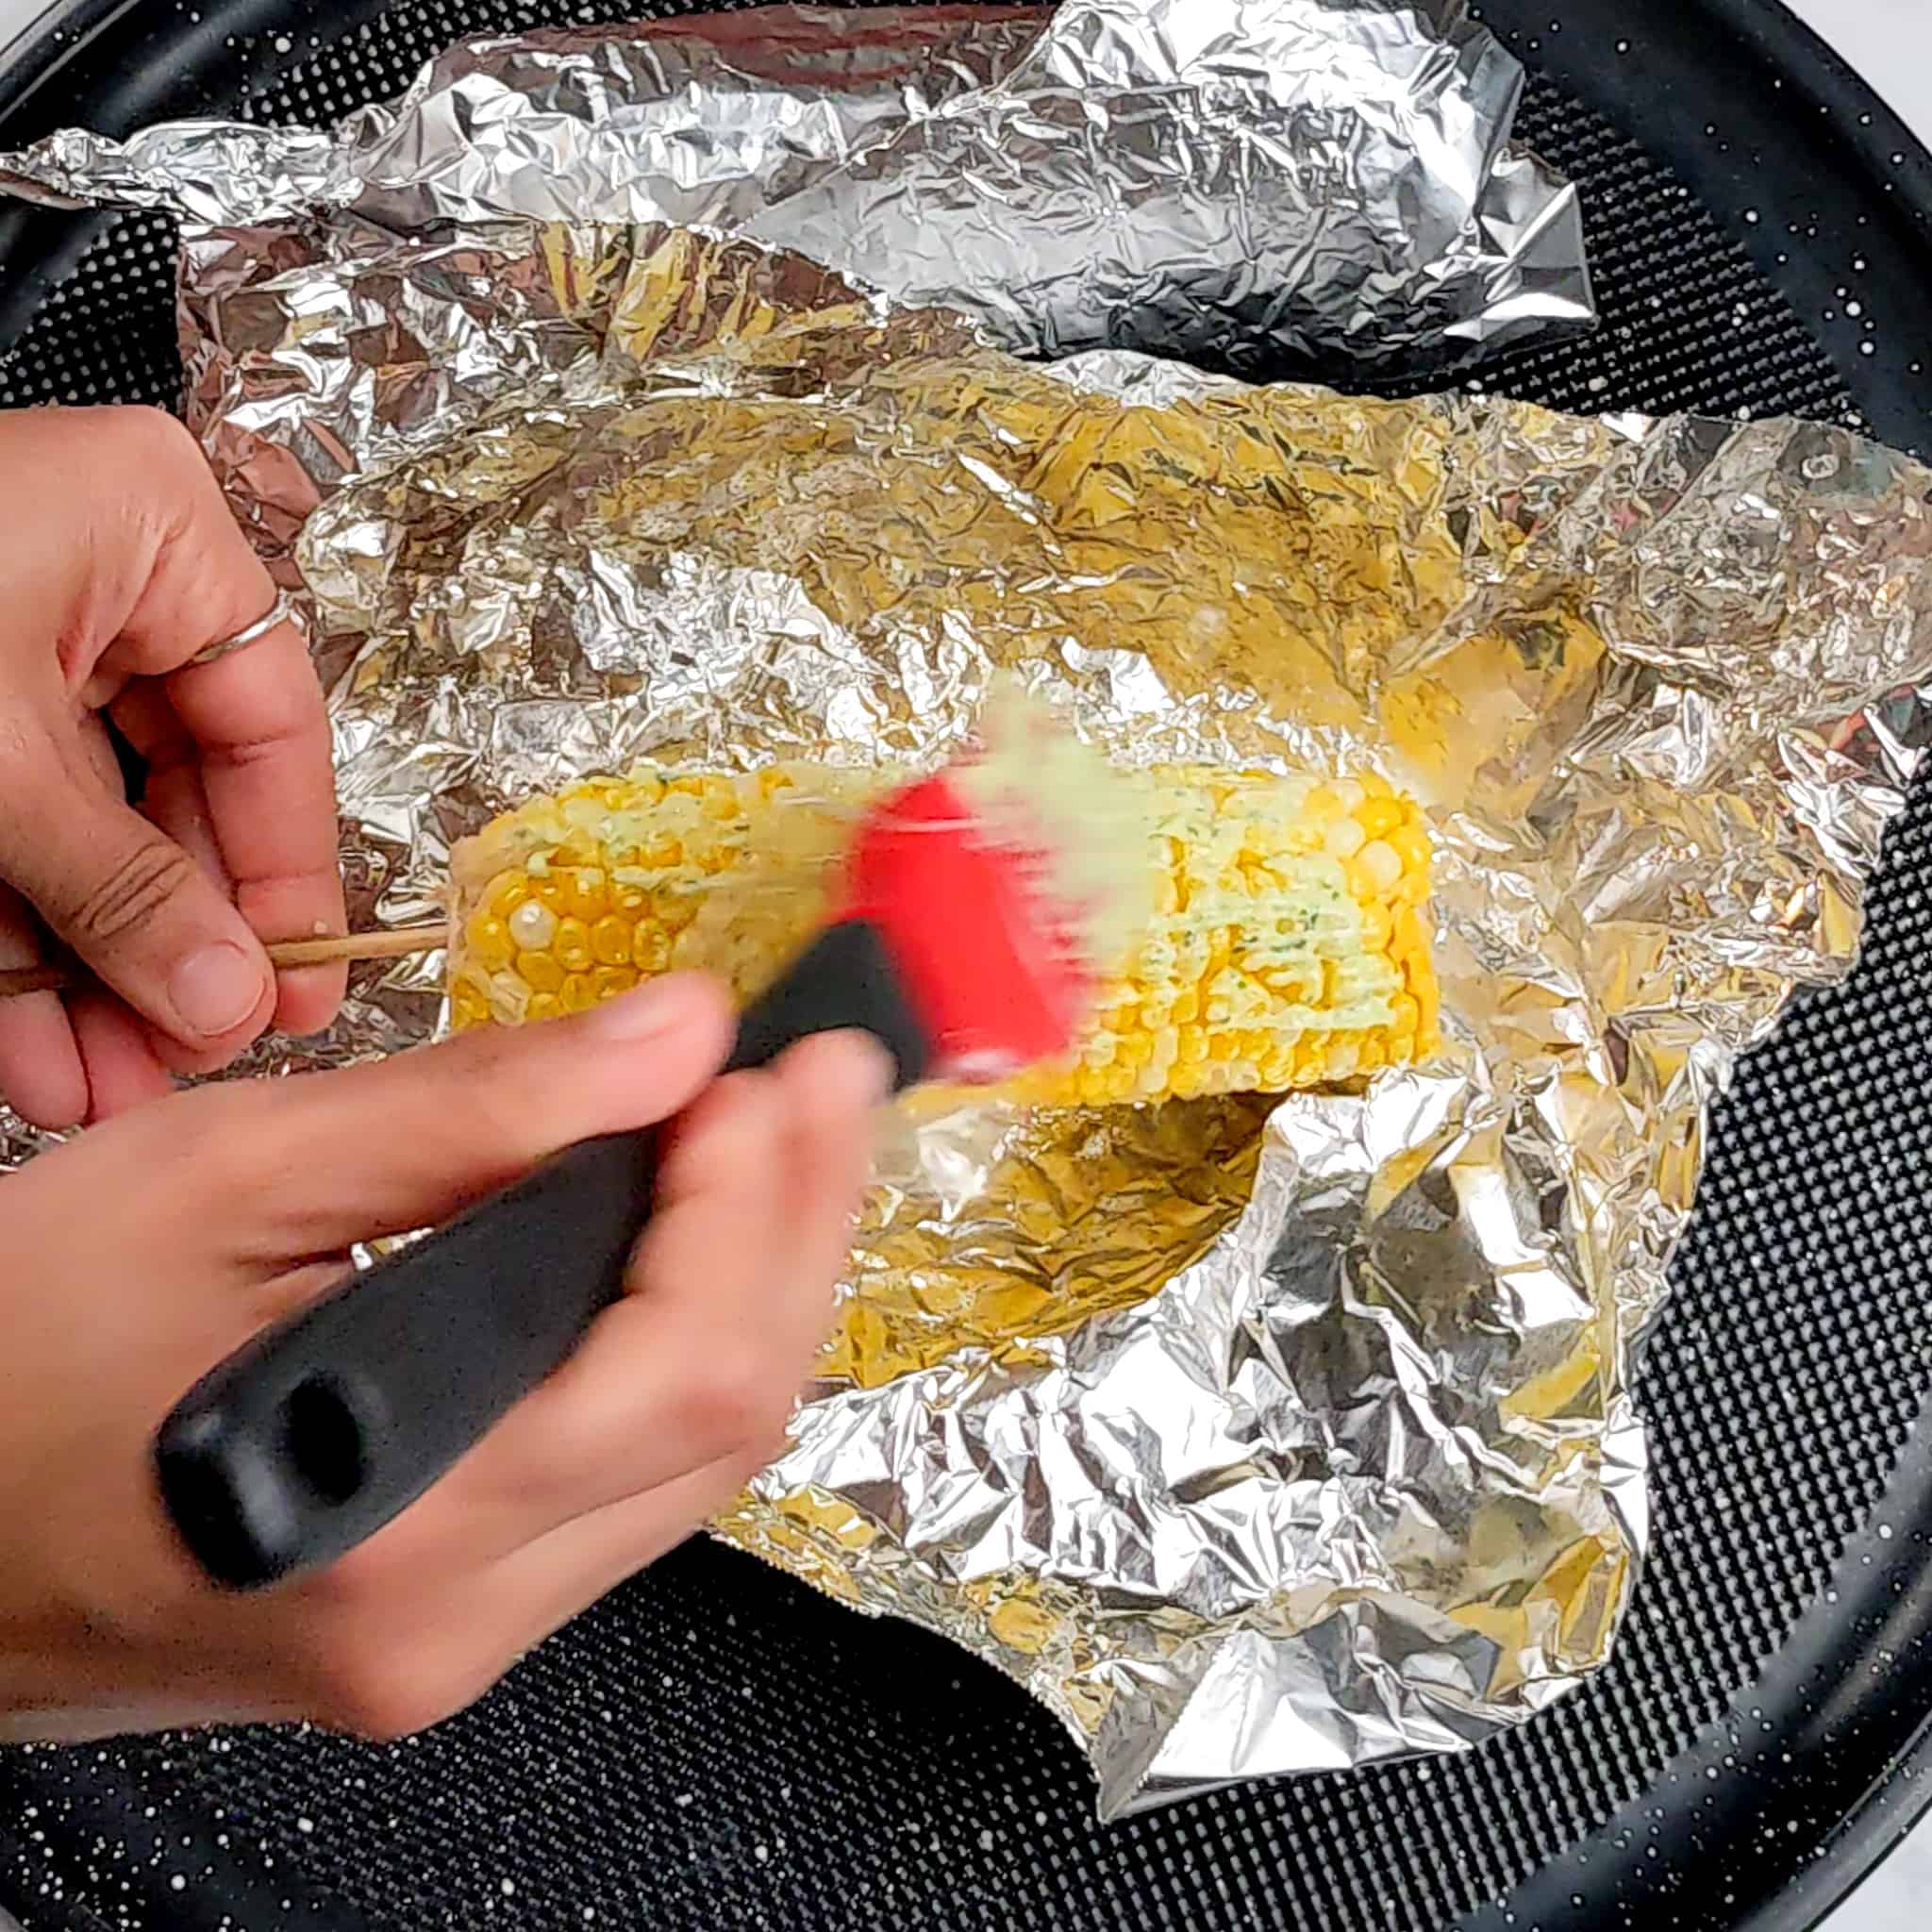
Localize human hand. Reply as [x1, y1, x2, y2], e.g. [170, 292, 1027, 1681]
[0, 974, 885, 1743]
[0, 406, 345, 1131]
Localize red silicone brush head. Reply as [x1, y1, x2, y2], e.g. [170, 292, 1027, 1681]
[839, 691, 1146, 1085]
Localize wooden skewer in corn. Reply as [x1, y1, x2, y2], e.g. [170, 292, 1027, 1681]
[0, 924, 448, 1001]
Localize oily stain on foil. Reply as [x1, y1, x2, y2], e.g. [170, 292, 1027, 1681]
[832, 1092, 1278, 1389]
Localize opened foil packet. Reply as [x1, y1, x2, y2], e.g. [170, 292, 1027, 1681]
[4, 3, 1930, 1820]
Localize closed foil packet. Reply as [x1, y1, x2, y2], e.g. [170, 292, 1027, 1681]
[4, 6, 1929, 1821]
[0, 0, 1591, 567]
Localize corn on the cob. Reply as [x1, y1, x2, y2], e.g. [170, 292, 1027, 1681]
[447, 763, 1438, 1102]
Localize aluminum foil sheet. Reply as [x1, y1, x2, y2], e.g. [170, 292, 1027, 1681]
[0, 0, 1590, 571]
[2, 5, 1927, 1821]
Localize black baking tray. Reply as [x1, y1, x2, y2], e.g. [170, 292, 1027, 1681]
[5, 2, 1932, 1929]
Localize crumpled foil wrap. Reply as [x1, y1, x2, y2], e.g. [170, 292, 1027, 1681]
[0, 0, 1591, 573]
[3, 4, 1928, 1820]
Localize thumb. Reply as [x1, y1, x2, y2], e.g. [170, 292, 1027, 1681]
[224, 974, 737, 1257]
[0, 749, 274, 1058]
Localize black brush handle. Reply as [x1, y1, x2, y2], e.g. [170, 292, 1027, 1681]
[155, 920, 926, 1591]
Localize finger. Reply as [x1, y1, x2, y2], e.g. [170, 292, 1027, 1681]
[21, 408, 343, 1045]
[167, 630, 347, 1039]
[109, 686, 230, 887]
[488, 1445, 774, 1666]
[0, 736, 277, 1070]
[0, 883, 86, 1131]
[769, 1031, 893, 1302]
[141, 768, 227, 891]
[56, 408, 283, 683]
[346, 1066, 791, 1572]
[252, 1257, 358, 1332]
[113, 619, 346, 1042]
[123, 710, 341, 1073]
[69, 991, 175, 1122]
[215, 974, 735, 1256]
[444, 1034, 886, 1548]
[109, 700, 258, 1077]
[527, 1067, 797, 1512]
[274, 1442, 769, 1745]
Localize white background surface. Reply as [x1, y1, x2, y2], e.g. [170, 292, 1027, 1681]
[1785, 9, 1932, 1920]
[0, 2, 1928, 1929]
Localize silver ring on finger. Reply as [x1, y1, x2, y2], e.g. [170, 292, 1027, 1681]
[189, 588, 306, 669]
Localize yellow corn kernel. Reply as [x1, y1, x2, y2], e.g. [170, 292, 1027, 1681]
[518, 950, 565, 995]
[591, 916, 632, 966]
[554, 868, 608, 922]
[1356, 795, 1405, 841]
[1347, 841, 1403, 900]
[450, 983, 490, 1030]
[463, 912, 516, 974]
[1388, 823, 1432, 874]
[632, 923, 672, 973]
[447, 758, 1441, 1100]
[486, 874, 531, 921]
[1324, 817, 1366, 861]
[554, 917, 594, 974]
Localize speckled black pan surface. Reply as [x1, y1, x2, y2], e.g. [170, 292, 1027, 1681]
[3, 4, 1932, 1929]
